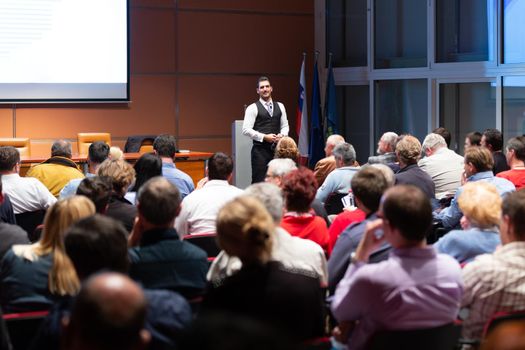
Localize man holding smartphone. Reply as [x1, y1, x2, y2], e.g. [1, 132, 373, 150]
[331, 185, 463, 349]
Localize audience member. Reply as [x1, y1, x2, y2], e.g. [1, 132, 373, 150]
[33, 214, 192, 350]
[327, 166, 392, 294]
[434, 146, 515, 230]
[280, 168, 329, 251]
[62, 272, 150, 350]
[497, 136, 525, 189]
[482, 128, 510, 174]
[26, 140, 84, 197]
[395, 135, 435, 200]
[327, 164, 394, 255]
[0, 196, 94, 312]
[461, 190, 525, 340]
[201, 196, 325, 341]
[0, 175, 29, 258]
[179, 313, 296, 350]
[67, 215, 191, 349]
[434, 182, 501, 263]
[97, 158, 136, 232]
[128, 177, 208, 297]
[76, 176, 112, 214]
[60, 141, 110, 198]
[207, 182, 328, 286]
[125, 153, 162, 204]
[419, 133, 464, 200]
[175, 153, 243, 237]
[274, 136, 299, 162]
[331, 185, 463, 349]
[153, 134, 194, 199]
[109, 146, 124, 160]
[464, 131, 482, 151]
[316, 143, 360, 203]
[314, 134, 345, 185]
[0, 146, 56, 215]
[433, 127, 452, 148]
[368, 131, 398, 165]
[266, 158, 328, 224]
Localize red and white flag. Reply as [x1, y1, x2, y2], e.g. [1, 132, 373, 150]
[296, 55, 308, 165]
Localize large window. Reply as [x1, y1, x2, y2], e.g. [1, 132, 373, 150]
[337, 85, 370, 164]
[503, 0, 525, 63]
[439, 82, 496, 154]
[326, 0, 367, 67]
[435, 0, 494, 63]
[503, 76, 525, 139]
[374, 79, 427, 142]
[374, 0, 427, 69]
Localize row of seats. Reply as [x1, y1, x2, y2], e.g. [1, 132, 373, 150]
[0, 133, 156, 157]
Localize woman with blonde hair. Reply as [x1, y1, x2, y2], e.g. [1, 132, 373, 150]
[201, 196, 325, 341]
[434, 181, 501, 263]
[274, 136, 300, 162]
[0, 195, 95, 312]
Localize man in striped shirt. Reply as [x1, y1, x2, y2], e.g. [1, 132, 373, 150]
[461, 190, 525, 340]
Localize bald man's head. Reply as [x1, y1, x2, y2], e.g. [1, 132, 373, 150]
[325, 134, 345, 157]
[63, 272, 149, 350]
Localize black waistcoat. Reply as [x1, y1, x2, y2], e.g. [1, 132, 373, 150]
[253, 101, 282, 145]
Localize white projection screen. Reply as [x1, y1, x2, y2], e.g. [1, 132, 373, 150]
[0, 0, 129, 103]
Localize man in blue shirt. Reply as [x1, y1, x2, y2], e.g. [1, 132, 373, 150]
[153, 134, 194, 199]
[434, 146, 515, 229]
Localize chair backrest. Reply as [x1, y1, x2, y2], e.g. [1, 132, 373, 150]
[139, 139, 154, 154]
[368, 322, 461, 350]
[77, 133, 111, 155]
[14, 210, 46, 239]
[0, 138, 31, 157]
[484, 309, 525, 337]
[324, 192, 346, 215]
[4, 310, 49, 350]
[183, 233, 220, 259]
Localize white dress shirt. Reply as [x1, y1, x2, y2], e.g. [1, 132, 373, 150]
[1, 173, 57, 214]
[207, 227, 329, 286]
[174, 180, 244, 237]
[242, 98, 289, 142]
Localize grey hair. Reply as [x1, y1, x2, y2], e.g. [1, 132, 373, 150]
[369, 164, 396, 187]
[326, 134, 345, 147]
[333, 143, 356, 166]
[244, 182, 283, 223]
[51, 140, 73, 158]
[381, 132, 398, 151]
[422, 133, 447, 153]
[267, 158, 297, 178]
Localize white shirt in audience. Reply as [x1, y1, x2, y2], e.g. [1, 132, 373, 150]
[175, 180, 243, 237]
[207, 227, 329, 286]
[1, 173, 56, 214]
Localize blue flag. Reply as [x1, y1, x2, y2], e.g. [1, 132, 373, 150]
[308, 59, 325, 168]
[325, 59, 339, 137]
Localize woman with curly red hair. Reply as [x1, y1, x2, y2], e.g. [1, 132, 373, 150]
[280, 168, 329, 252]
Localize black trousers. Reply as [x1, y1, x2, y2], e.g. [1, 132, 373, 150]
[251, 143, 273, 183]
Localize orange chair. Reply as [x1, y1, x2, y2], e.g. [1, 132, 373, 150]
[77, 133, 111, 155]
[0, 138, 31, 157]
[139, 139, 154, 154]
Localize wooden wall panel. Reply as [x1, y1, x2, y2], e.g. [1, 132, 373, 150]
[15, 76, 176, 145]
[178, 11, 313, 73]
[179, 0, 313, 13]
[0, 109, 13, 137]
[8, 1, 314, 158]
[178, 75, 254, 137]
[131, 8, 176, 73]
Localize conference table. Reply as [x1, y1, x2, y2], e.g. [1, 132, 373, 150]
[20, 152, 213, 187]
